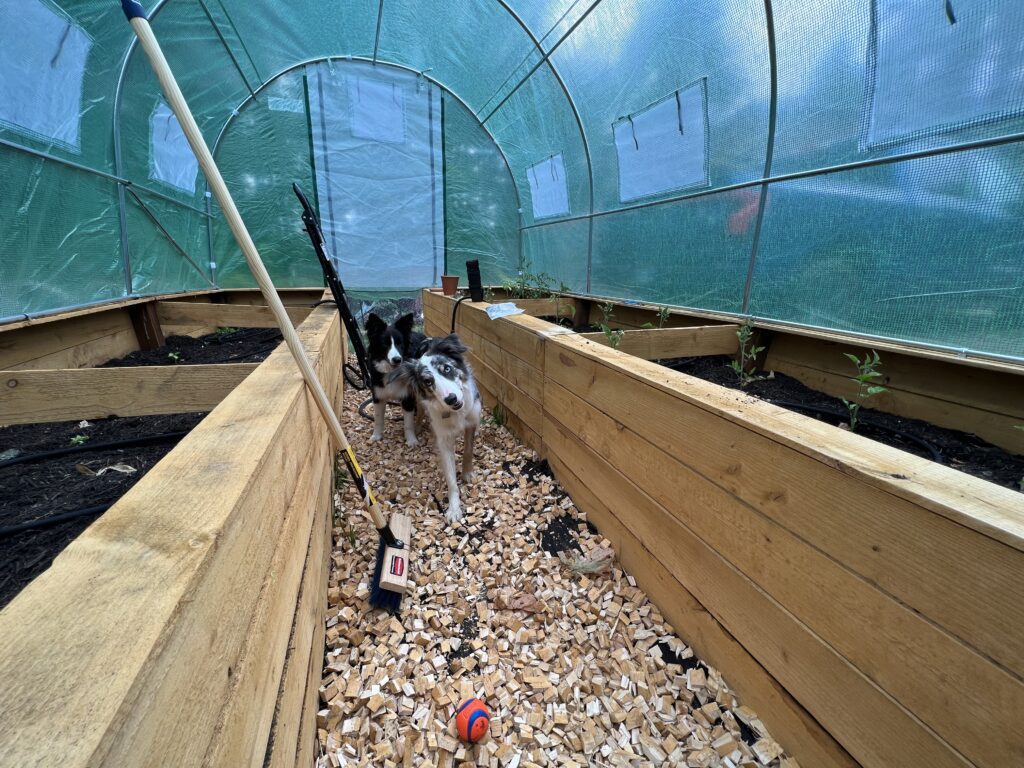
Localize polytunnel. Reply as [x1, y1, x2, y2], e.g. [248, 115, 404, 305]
[4, 4, 1024, 768]
[1, 0, 1022, 359]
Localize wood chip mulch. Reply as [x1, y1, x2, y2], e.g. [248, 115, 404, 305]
[316, 385, 796, 768]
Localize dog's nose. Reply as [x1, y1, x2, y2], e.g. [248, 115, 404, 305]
[444, 393, 459, 407]
[388, 356, 402, 366]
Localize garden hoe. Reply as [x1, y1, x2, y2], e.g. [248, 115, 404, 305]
[121, 0, 411, 612]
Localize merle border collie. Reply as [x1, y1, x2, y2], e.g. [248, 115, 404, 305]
[365, 312, 426, 447]
[388, 334, 481, 523]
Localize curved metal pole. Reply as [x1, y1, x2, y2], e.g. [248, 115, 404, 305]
[208, 56, 523, 217]
[740, 0, 778, 314]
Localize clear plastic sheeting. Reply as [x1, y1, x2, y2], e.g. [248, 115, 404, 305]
[149, 101, 199, 193]
[0, 0, 1020, 360]
[527, 154, 570, 219]
[307, 61, 443, 291]
[613, 79, 709, 202]
[866, 0, 1024, 148]
[0, 0, 92, 151]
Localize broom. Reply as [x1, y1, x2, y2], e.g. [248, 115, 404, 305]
[121, 0, 410, 611]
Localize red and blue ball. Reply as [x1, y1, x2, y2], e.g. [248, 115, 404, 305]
[455, 697, 491, 743]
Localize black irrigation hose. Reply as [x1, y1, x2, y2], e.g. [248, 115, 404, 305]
[0, 431, 191, 470]
[358, 396, 404, 422]
[0, 504, 112, 539]
[451, 294, 471, 334]
[344, 363, 368, 391]
[773, 400, 943, 463]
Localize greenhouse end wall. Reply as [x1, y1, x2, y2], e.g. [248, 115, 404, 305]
[1, 0, 1022, 361]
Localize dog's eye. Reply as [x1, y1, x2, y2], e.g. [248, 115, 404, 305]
[441, 364, 451, 375]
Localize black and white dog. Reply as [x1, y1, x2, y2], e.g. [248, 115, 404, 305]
[365, 312, 425, 447]
[388, 334, 481, 524]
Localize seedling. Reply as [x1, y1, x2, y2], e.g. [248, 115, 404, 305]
[215, 326, 239, 335]
[501, 257, 553, 299]
[69, 434, 90, 446]
[552, 282, 577, 323]
[597, 302, 624, 349]
[487, 403, 508, 428]
[167, 351, 182, 362]
[842, 350, 888, 431]
[728, 321, 765, 387]
[656, 306, 672, 329]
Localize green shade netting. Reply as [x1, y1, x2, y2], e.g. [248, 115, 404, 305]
[0, 0, 1021, 360]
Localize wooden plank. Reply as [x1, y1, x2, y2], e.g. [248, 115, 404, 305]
[128, 303, 166, 350]
[157, 301, 311, 329]
[543, 417, 965, 768]
[546, 379, 1024, 768]
[220, 288, 325, 307]
[579, 325, 739, 360]
[468, 354, 543, 437]
[266, 481, 331, 768]
[0, 308, 139, 370]
[0, 303, 341, 767]
[0, 364, 259, 425]
[766, 334, 1024, 454]
[474, 376, 543, 456]
[546, 453, 859, 768]
[545, 335, 1024, 680]
[424, 292, 547, 369]
[0, 290, 218, 332]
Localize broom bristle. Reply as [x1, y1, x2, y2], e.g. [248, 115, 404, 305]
[369, 535, 403, 613]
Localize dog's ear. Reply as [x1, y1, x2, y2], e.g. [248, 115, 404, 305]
[395, 312, 415, 335]
[387, 361, 416, 388]
[434, 333, 469, 357]
[365, 312, 385, 335]
[414, 337, 432, 358]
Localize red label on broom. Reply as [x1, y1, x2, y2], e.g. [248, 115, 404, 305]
[389, 555, 405, 577]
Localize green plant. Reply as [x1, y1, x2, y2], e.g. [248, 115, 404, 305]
[167, 351, 182, 362]
[487, 403, 508, 428]
[551, 282, 577, 323]
[501, 257, 554, 300]
[842, 350, 888, 431]
[728, 321, 766, 387]
[596, 302, 624, 349]
[656, 306, 672, 329]
[215, 326, 239, 335]
[69, 434, 89, 446]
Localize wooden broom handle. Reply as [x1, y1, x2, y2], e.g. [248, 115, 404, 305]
[125, 6, 388, 530]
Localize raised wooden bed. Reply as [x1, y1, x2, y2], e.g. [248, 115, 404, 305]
[424, 289, 1024, 768]
[0, 293, 342, 767]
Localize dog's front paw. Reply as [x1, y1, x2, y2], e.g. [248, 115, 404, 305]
[370, 432, 383, 443]
[445, 501, 464, 524]
[461, 470, 475, 484]
[405, 434, 420, 448]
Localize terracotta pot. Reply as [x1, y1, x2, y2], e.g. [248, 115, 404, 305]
[441, 275, 459, 296]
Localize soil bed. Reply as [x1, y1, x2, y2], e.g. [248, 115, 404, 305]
[0, 327, 280, 609]
[101, 327, 283, 367]
[662, 354, 1024, 493]
[319, 385, 794, 766]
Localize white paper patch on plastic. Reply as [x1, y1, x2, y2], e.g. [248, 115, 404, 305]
[0, 0, 91, 149]
[149, 101, 199, 194]
[867, 0, 1024, 146]
[268, 96, 305, 113]
[348, 76, 406, 144]
[614, 79, 709, 203]
[526, 154, 570, 220]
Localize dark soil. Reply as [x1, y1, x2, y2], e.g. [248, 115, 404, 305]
[536, 315, 576, 329]
[100, 327, 283, 367]
[661, 355, 1024, 493]
[540, 515, 583, 555]
[0, 412, 204, 609]
[0, 327, 280, 610]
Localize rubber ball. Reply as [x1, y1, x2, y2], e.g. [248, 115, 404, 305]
[455, 697, 491, 743]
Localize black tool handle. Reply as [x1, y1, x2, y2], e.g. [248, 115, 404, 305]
[293, 183, 372, 390]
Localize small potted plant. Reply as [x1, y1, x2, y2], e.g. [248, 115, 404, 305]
[441, 275, 459, 296]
